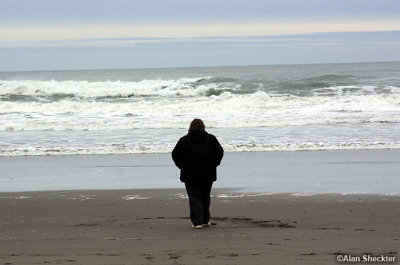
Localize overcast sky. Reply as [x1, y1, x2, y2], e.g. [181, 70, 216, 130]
[1, 0, 400, 71]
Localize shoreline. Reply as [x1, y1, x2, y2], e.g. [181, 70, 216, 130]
[1, 149, 400, 194]
[1, 189, 400, 203]
[2, 145, 400, 157]
[1, 188, 400, 197]
[1, 190, 399, 264]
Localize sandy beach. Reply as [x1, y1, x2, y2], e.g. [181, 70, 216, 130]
[0, 189, 399, 265]
[1, 150, 399, 264]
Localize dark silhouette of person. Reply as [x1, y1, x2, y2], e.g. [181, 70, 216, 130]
[172, 118, 224, 229]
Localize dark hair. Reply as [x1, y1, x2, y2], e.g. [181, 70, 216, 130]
[189, 118, 205, 132]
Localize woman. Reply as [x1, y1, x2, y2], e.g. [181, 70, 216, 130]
[172, 119, 224, 229]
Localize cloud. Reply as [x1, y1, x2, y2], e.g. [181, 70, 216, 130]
[2, 20, 400, 48]
[2, 0, 400, 25]
[1, 31, 399, 71]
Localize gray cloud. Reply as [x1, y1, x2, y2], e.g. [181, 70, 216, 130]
[1, 31, 399, 71]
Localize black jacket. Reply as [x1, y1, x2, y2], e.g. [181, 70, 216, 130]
[172, 130, 224, 183]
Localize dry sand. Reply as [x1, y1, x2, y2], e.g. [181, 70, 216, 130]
[0, 189, 399, 264]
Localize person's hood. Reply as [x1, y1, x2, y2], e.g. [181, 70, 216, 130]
[188, 130, 208, 142]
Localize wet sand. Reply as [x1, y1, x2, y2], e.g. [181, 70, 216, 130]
[2, 149, 400, 194]
[0, 189, 399, 264]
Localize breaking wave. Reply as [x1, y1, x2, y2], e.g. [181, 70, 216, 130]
[1, 62, 400, 156]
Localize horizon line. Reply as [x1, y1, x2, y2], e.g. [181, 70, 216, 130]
[1, 60, 399, 74]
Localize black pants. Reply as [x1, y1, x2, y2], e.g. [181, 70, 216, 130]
[184, 181, 213, 226]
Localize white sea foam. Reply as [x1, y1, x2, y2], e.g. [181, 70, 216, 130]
[1, 90, 399, 131]
[121, 195, 150, 200]
[1, 78, 399, 98]
[291, 193, 317, 197]
[1, 63, 400, 156]
[1, 141, 399, 156]
[214, 193, 273, 198]
[68, 195, 96, 201]
[0, 77, 234, 98]
[15, 196, 31, 199]
[171, 193, 188, 199]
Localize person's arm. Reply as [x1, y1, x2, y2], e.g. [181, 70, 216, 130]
[172, 138, 184, 169]
[213, 137, 224, 167]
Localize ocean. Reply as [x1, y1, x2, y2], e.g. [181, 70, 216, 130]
[1, 62, 400, 156]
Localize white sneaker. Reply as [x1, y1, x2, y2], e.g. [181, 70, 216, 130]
[202, 222, 211, 228]
[192, 225, 203, 229]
